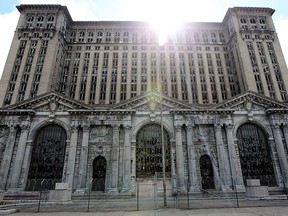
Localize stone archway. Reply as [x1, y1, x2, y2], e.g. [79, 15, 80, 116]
[26, 124, 67, 191]
[136, 124, 171, 179]
[236, 123, 276, 186]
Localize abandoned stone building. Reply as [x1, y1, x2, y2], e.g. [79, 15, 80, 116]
[0, 4, 288, 196]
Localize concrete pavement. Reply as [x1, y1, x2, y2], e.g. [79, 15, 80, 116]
[5, 206, 288, 216]
[1, 196, 288, 215]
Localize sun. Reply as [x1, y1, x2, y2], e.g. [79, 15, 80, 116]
[147, 1, 186, 45]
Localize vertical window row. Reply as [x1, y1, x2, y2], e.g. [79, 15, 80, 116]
[31, 40, 48, 97]
[17, 40, 38, 102]
[247, 42, 263, 94]
[4, 40, 27, 105]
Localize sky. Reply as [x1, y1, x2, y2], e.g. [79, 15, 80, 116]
[0, 0, 288, 76]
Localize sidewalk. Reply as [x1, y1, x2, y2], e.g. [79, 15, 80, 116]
[1, 196, 288, 215]
[5, 206, 288, 216]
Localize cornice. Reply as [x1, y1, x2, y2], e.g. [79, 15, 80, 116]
[68, 109, 136, 115]
[170, 109, 235, 115]
[16, 4, 73, 23]
[0, 109, 36, 116]
[223, 6, 275, 23]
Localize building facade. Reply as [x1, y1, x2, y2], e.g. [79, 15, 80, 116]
[0, 4, 288, 195]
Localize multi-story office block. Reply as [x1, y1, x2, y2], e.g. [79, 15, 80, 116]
[0, 4, 288, 197]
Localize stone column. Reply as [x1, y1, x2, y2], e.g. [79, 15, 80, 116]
[272, 124, 288, 186]
[66, 122, 79, 189]
[215, 124, 231, 190]
[283, 124, 288, 152]
[225, 124, 244, 189]
[109, 125, 120, 193]
[77, 124, 90, 191]
[170, 140, 177, 193]
[19, 140, 33, 189]
[0, 125, 17, 189]
[175, 125, 186, 192]
[186, 125, 199, 191]
[123, 125, 131, 190]
[9, 123, 30, 189]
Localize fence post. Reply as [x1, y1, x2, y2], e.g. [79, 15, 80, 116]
[137, 182, 139, 211]
[87, 179, 93, 212]
[233, 178, 239, 208]
[37, 179, 45, 213]
[154, 172, 158, 210]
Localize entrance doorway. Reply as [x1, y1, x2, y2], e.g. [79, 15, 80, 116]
[92, 156, 106, 191]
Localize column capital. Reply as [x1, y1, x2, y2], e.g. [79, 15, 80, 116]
[82, 124, 90, 133]
[271, 123, 281, 130]
[20, 122, 30, 132]
[214, 123, 223, 131]
[225, 123, 234, 130]
[174, 124, 182, 131]
[186, 124, 195, 130]
[124, 125, 132, 131]
[112, 124, 120, 131]
[70, 121, 79, 133]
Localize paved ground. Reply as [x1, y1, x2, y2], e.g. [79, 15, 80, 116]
[1, 196, 288, 215]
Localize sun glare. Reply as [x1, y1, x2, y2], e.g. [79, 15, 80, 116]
[150, 20, 183, 45]
[148, 1, 185, 45]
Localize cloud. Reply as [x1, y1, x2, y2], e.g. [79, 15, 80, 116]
[274, 18, 288, 66]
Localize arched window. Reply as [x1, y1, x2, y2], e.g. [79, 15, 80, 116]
[123, 31, 129, 43]
[136, 124, 171, 178]
[240, 18, 246, 24]
[250, 18, 256, 24]
[219, 33, 225, 43]
[47, 15, 54, 22]
[211, 32, 217, 43]
[236, 123, 276, 186]
[26, 124, 67, 191]
[194, 32, 200, 42]
[27, 15, 34, 22]
[79, 31, 85, 37]
[259, 18, 266, 24]
[202, 32, 208, 43]
[114, 31, 120, 43]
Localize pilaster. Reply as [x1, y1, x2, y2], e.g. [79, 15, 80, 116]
[76, 123, 90, 191]
[9, 121, 30, 189]
[109, 125, 120, 193]
[271, 123, 288, 186]
[123, 125, 132, 191]
[0, 125, 17, 189]
[186, 124, 199, 191]
[66, 121, 79, 189]
[175, 124, 186, 192]
[215, 124, 231, 190]
[225, 123, 244, 190]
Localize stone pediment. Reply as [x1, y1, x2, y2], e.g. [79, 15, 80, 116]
[113, 91, 193, 111]
[5, 91, 92, 112]
[212, 91, 288, 111]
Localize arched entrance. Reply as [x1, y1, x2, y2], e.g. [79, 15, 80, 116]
[236, 123, 276, 186]
[26, 124, 67, 191]
[136, 124, 171, 178]
[92, 156, 106, 191]
[200, 155, 215, 189]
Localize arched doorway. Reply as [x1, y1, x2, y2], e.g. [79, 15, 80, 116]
[92, 156, 106, 191]
[26, 124, 67, 191]
[136, 124, 171, 178]
[200, 155, 215, 189]
[236, 123, 276, 186]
